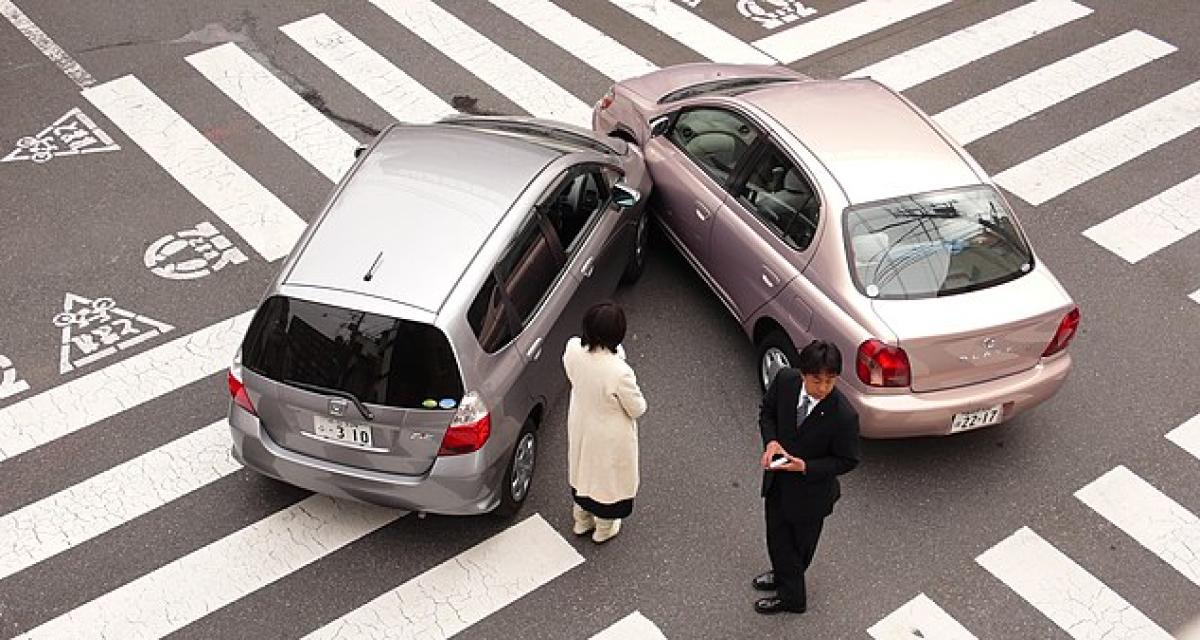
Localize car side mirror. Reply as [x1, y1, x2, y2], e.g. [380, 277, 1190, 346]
[354, 145, 367, 158]
[649, 115, 671, 138]
[613, 183, 641, 209]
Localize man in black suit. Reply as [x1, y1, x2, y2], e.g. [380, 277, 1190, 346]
[752, 340, 861, 614]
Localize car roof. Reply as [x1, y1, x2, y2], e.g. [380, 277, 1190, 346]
[284, 123, 562, 314]
[740, 79, 982, 204]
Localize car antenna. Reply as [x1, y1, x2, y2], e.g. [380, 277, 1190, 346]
[363, 251, 384, 282]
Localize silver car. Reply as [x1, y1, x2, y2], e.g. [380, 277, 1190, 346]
[227, 116, 651, 516]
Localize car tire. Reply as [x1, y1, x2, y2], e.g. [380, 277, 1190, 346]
[619, 209, 650, 286]
[757, 330, 799, 393]
[494, 418, 537, 518]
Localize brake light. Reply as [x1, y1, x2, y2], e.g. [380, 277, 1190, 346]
[227, 350, 257, 416]
[1042, 307, 1081, 358]
[597, 87, 614, 110]
[856, 339, 911, 387]
[438, 391, 491, 456]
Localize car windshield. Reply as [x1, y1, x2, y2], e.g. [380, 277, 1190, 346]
[241, 296, 464, 408]
[844, 186, 1034, 300]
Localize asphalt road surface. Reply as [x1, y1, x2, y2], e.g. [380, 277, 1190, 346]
[2, 1, 1199, 638]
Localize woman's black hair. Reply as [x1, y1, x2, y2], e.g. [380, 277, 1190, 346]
[581, 301, 626, 354]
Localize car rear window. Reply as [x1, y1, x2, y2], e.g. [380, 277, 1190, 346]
[657, 76, 796, 104]
[844, 186, 1034, 300]
[241, 296, 464, 409]
[443, 119, 618, 155]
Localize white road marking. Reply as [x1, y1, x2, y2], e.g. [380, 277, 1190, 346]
[0, 0, 95, 87]
[0, 355, 30, 400]
[489, 0, 659, 82]
[1, 107, 120, 164]
[936, 30, 1175, 145]
[993, 80, 1200, 206]
[187, 43, 359, 182]
[369, 0, 593, 128]
[0, 311, 252, 463]
[591, 611, 668, 639]
[753, 0, 952, 64]
[1081, 172, 1200, 263]
[54, 294, 174, 374]
[606, 0, 775, 65]
[846, 0, 1091, 92]
[975, 527, 1172, 640]
[1166, 413, 1200, 462]
[1191, 289, 1200, 305]
[82, 75, 307, 261]
[18, 495, 401, 639]
[0, 420, 240, 582]
[144, 221, 249, 280]
[868, 593, 978, 640]
[305, 514, 583, 640]
[1076, 466, 1200, 588]
[280, 13, 455, 124]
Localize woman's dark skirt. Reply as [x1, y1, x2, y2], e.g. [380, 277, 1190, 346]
[571, 487, 633, 519]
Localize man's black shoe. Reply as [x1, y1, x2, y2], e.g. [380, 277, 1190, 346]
[751, 571, 776, 591]
[754, 597, 805, 615]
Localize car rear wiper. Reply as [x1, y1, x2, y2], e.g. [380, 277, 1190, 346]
[285, 380, 375, 421]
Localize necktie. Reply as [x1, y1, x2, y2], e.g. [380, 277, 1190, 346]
[796, 396, 811, 430]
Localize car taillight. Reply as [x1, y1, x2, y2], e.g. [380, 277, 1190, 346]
[1042, 307, 1081, 358]
[438, 391, 491, 456]
[227, 350, 257, 416]
[856, 339, 911, 388]
[597, 87, 614, 110]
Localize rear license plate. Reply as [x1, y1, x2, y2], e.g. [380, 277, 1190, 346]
[950, 405, 1003, 433]
[313, 416, 374, 448]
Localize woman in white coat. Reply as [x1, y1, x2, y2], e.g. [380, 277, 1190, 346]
[562, 302, 647, 543]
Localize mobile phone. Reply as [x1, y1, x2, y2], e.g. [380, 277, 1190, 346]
[769, 453, 790, 469]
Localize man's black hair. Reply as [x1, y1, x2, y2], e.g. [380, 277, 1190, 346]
[797, 340, 842, 375]
[581, 301, 626, 354]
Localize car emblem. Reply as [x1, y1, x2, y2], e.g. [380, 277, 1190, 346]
[328, 398, 349, 417]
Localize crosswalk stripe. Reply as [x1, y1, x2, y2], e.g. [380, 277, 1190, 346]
[591, 610, 668, 639]
[993, 80, 1200, 206]
[488, 0, 658, 82]
[976, 526, 1172, 640]
[935, 30, 1175, 145]
[867, 593, 978, 640]
[846, 0, 1091, 92]
[19, 495, 401, 639]
[81, 75, 307, 262]
[280, 13, 455, 125]
[304, 514, 582, 639]
[1191, 289, 1200, 305]
[0, 312, 251, 464]
[186, 42, 359, 182]
[1166, 413, 1200, 461]
[605, 0, 774, 65]
[753, 0, 953, 64]
[0, 420, 238, 582]
[369, 0, 592, 128]
[1081, 172, 1200, 263]
[1076, 466, 1200, 588]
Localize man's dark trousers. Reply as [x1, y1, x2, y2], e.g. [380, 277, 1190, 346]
[765, 490, 824, 607]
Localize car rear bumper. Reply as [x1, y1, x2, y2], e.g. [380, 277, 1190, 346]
[848, 353, 1072, 438]
[228, 406, 506, 515]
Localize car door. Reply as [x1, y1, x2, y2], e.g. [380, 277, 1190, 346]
[645, 106, 760, 274]
[708, 140, 822, 320]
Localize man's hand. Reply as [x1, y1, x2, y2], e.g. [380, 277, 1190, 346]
[761, 440, 787, 469]
[778, 457, 806, 473]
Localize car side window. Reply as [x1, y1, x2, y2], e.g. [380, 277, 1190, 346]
[542, 169, 611, 254]
[734, 143, 820, 251]
[466, 272, 515, 353]
[669, 108, 759, 185]
[495, 215, 562, 327]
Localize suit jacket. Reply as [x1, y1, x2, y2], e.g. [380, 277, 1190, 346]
[759, 368, 861, 521]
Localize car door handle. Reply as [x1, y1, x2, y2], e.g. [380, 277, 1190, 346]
[526, 337, 544, 361]
[694, 203, 712, 221]
[580, 256, 595, 278]
[761, 267, 780, 288]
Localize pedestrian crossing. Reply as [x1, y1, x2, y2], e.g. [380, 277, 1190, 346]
[5, 0, 1200, 636]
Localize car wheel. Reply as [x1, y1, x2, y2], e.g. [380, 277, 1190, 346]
[757, 330, 799, 393]
[620, 209, 650, 285]
[494, 419, 537, 518]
